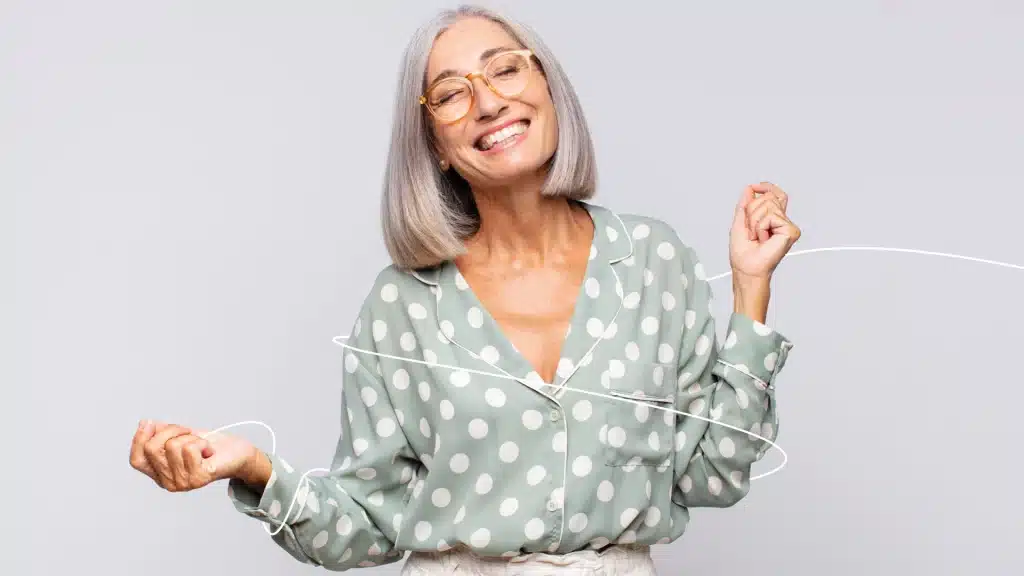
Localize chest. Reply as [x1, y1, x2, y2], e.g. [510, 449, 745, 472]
[461, 266, 585, 383]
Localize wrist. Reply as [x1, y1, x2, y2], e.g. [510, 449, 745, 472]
[732, 271, 770, 323]
[236, 448, 272, 489]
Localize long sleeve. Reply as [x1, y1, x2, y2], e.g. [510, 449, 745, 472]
[227, 313, 420, 570]
[671, 244, 794, 508]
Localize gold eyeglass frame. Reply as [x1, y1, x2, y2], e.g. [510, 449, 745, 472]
[419, 49, 536, 124]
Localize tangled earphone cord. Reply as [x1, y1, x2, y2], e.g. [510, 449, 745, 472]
[200, 245, 1024, 537]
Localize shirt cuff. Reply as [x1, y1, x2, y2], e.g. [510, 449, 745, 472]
[717, 312, 794, 388]
[227, 453, 306, 526]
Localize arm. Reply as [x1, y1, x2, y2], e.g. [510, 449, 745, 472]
[671, 244, 794, 508]
[226, 316, 419, 570]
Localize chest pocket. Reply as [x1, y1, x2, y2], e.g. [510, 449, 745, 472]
[601, 362, 678, 467]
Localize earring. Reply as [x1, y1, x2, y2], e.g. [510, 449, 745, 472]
[439, 159, 449, 171]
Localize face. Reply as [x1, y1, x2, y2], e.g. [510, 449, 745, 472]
[424, 17, 558, 189]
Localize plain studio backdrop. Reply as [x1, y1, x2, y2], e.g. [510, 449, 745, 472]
[7, 0, 1024, 574]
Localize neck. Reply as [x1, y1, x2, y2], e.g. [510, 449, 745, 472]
[462, 178, 589, 270]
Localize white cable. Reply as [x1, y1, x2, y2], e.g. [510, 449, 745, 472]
[202, 244, 1024, 539]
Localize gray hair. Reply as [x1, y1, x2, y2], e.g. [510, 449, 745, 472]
[380, 4, 598, 270]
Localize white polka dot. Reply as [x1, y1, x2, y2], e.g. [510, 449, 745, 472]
[468, 418, 488, 439]
[376, 418, 396, 438]
[679, 475, 693, 493]
[372, 321, 387, 342]
[599, 424, 608, 444]
[606, 226, 619, 242]
[603, 322, 618, 339]
[623, 292, 640, 309]
[439, 399, 455, 419]
[453, 506, 466, 524]
[632, 224, 650, 239]
[336, 514, 353, 535]
[608, 427, 626, 448]
[440, 320, 455, 340]
[368, 491, 384, 506]
[499, 441, 519, 463]
[353, 438, 368, 455]
[764, 351, 778, 371]
[736, 388, 749, 409]
[664, 409, 673, 426]
[527, 466, 547, 486]
[608, 359, 625, 378]
[597, 480, 614, 502]
[572, 400, 593, 421]
[657, 242, 675, 260]
[586, 318, 604, 337]
[436, 540, 450, 552]
[644, 507, 662, 527]
[500, 498, 519, 517]
[661, 292, 676, 311]
[525, 518, 545, 540]
[641, 317, 659, 335]
[619, 530, 638, 544]
[762, 422, 774, 439]
[470, 528, 490, 548]
[620, 508, 639, 528]
[449, 453, 469, 474]
[480, 345, 500, 364]
[450, 370, 470, 387]
[380, 284, 398, 302]
[585, 277, 600, 298]
[454, 272, 469, 290]
[644, 269, 654, 286]
[658, 343, 674, 363]
[268, 499, 282, 517]
[344, 353, 359, 374]
[387, 369, 408, 391]
[688, 398, 706, 415]
[419, 418, 431, 438]
[551, 430, 567, 453]
[312, 530, 329, 549]
[485, 388, 506, 407]
[590, 537, 611, 549]
[724, 331, 737, 349]
[694, 334, 711, 356]
[753, 321, 773, 336]
[414, 521, 432, 541]
[625, 342, 640, 361]
[569, 513, 588, 533]
[408, 303, 427, 319]
[648, 431, 660, 451]
[708, 476, 723, 496]
[417, 380, 430, 401]
[675, 430, 687, 451]
[475, 473, 494, 494]
[522, 410, 543, 430]
[423, 349, 438, 364]
[719, 437, 736, 458]
[589, 245, 597, 260]
[694, 262, 706, 280]
[730, 470, 744, 487]
[467, 307, 484, 328]
[635, 404, 649, 423]
[572, 455, 593, 477]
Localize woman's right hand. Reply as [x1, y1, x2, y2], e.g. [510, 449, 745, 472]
[129, 420, 259, 492]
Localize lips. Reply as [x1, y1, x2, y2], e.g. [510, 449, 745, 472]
[475, 120, 530, 151]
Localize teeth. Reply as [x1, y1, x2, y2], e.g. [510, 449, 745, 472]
[479, 121, 527, 150]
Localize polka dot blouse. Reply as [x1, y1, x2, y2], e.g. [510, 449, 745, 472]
[227, 202, 794, 569]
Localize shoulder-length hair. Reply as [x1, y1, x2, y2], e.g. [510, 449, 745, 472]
[380, 4, 598, 270]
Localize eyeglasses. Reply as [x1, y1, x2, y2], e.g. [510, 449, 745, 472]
[420, 49, 535, 124]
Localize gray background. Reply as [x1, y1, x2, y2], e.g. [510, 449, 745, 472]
[8, 0, 1024, 574]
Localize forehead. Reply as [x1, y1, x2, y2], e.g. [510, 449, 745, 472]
[426, 17, 521, 77]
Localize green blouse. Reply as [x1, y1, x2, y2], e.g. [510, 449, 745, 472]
[227, 202, 794, 570]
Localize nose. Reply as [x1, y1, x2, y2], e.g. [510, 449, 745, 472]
[470, 75, 508, 121]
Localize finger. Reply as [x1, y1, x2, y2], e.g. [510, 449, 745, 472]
[747, 201, 776, 241]
[182, 437, 214, 487]
[755, 207, 788, 243]
[144, 424, 191, 490]
[130, 419, 158, 479]
[165, 433, 197, 490]
[736, 185, 757, 215]
[755, 181, 788, 211]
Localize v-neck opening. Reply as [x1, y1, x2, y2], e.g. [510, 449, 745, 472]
[448, 201, 598, 387]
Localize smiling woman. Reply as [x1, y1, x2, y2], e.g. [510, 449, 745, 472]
[129, 4, 802, 575]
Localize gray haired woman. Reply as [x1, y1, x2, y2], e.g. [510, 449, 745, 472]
[130, 5, 801, 575]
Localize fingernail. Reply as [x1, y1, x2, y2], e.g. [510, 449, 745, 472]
[137, 420, 144, 430]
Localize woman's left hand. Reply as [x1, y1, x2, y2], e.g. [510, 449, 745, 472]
[728, 182, 801, 281]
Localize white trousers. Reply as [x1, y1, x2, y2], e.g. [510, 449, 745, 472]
[400, 544, 658, 575]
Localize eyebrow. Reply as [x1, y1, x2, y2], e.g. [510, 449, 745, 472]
[427, 45, 519, 87]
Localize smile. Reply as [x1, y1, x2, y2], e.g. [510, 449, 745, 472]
[475, 120, 530, 152]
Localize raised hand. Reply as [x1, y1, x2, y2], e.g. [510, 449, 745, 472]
[129, 419, 258, 492]
[729, 181, 801, 280]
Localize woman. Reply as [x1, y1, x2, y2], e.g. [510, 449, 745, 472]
[129, 5, 800, 574]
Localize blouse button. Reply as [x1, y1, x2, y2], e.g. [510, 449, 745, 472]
[549, 409, 561, 422]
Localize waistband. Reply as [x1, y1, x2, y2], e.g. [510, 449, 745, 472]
[403, 543, 656, 575]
